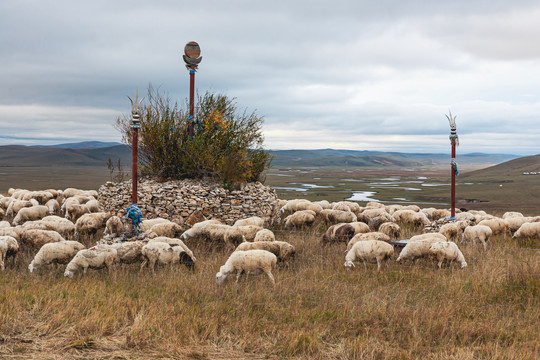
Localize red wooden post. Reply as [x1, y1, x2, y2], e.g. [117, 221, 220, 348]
[128, 95, 143, 205]
[188, 67, 196, 137]
[447, 111, 458, 218]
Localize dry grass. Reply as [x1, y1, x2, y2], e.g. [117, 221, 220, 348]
[0, 224, 539, 359]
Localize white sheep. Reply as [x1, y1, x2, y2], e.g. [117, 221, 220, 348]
[140, 242, 195, 272]
[254, 229, 275, 242]
[12, 205, 49, 226]
[478, 218, 508, 235]
[280, 199, 322, 214]
[85, 199, 101, 213]
[22, 191, 54, 204]
[396, 237, 445, 264]
[62, 188, 98, 199]
[216, 249, 277, 285]
[148, 236, 196, 263]
[429, 241, 467, 269]
[45, 199, 60, 215]
[65, 203, 90, 221]
[331, 201, 352, 212]
[506, 216, 532, 233]
[0, 227, 20, 241]
[378, 222, 400, 239]
[346, 232, 391, 252]
[0, 238, 7, 270]
[75, 212, 111, 237]
[149, 221, 184, 238]
[40, 215, 76, 238]
[319, 209, 357, 224]
[344, 240, 394, 271]
[181, 223, 244, 248]
[385, 204, 403, 215]
[104, 216, 126, 237]
[284, 211, 316, 228]
[139, 218, 171, 232]
[0, 220, 11, 228]
[109, 241, 145, 265]
[233, 225, 263, 242]
[410, 233, 447, 242]
[313, 200, 331, 209]
[502, 211, 524, 219]
[392, 209, 430, 227]
[513, 222, 540, 240]
[462, 225, 492, 250]
[234, 216, 265, 228]
[21, 229, 65, 250]
[28, 240, 85, 273]
[236, 240, 295, 263]
[64, 246, 118, 278]
[439, 223, 460, 242]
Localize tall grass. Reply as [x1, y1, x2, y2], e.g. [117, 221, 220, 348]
[0, 226, 538, 359]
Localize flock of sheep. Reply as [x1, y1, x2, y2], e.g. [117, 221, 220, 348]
[1, 187, 539, 285]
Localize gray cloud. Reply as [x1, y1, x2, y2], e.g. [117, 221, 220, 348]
[1, 0, 539, 155]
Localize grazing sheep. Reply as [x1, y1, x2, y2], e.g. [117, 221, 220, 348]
[429, 241, 467, 269]
[396, 237, 446, 263]
[462, 225, 492, 250]
[0, 221, 11, 228]
[513, 222, 540, 240]
[349, 221, 371, 235]
[0, 239, 7, 270]
[109, 241, 145, 265]
[284, 210, 316, 228]
[455, 212, 476, 222]
[181, 223, 244, 248]
[21, 229, 65, 250]
[64, 246, 119, 278]
[378, 222, 400, 239]
[179, 219, 222, 241]
[392, 209, 430, 227]
[148, 236, 196, 262]
[28, 240, 85, 273]
[75, 212, 111, 237]
[0, 228, 20, 241]
[319, 209, 357, 224]
[12, 205, 49, 226]
[104, 216, 126, 237]
[368, 216, 389, 231]
[410, 233, 447, 242]
[332, 201, 352, 212]
[2, 236, 19, 266]
[313, 200, 331, 209]
[234, 216, 265, 228]
[84, 199, 101, 213]
[280, 199, 322, 214]
[478, 218, 508, 235]
[402, 205, 421, 212]
[236, 240, 295, 263]
[385, 204, 403, 215]
[506, 216, 533, 233]
[41, 215, 76, 238]
[344, 240, 394, 271]
[502, 211, 524, 219]
[216, 249, 277, 285]
[422, 208, 451, 221]
[346, 232, 391, 252]
[45, 199, 60, 215]
[65, 203, 90, 221]
[439, 223, 460, 242]
[62, 188, 98, 199]
[254, 229, 276, 242]
[140, 242, 195, 272]
[234, 225, 263, 242]
[139, 218, 171, 232]
[321, 223, 356, 244]
[149, 222, 184, 238]
[22, 191, 54, 204]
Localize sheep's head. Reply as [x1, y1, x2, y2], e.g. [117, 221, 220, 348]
[64, 269, 75, 279]
[344, 261, 355, 268]
[28, 263, 35, 273]
[216, 271, 227, 285]
[460, 261, 468, 269]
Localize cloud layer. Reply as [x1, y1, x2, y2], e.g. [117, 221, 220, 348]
[1, 0, 539, 154]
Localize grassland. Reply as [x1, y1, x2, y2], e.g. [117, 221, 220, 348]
[0, 224, 539, 359]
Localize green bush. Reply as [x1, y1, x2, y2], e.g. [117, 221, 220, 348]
[115, 87, 272, 186]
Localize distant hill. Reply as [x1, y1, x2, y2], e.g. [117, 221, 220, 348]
[463, 154, 540, 177]
[32, 141, 122, 149]
[0, 144, 131, 167]
[269, 149, 519, 167]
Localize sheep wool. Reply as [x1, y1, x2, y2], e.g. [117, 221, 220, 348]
[234, 216, 265, 228]
[64, 246, 118, 278]
[344, 240, 394, 271]
[346, 232, 391, 252]
[396, 237, 447, 263]
[29, 240, 85, 273]
[513, 222, 540, 240]
[216, 249, 277, 285]
[429, 241, 467, 269]
[462, 225, 492, 250]
[140, 242, 194, 272]
[12, 205, 49, 226]
[254, 229, 275, 242]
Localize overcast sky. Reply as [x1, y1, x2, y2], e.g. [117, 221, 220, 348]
[1, 0, 540, 155]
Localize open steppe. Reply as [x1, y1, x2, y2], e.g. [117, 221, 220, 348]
[1, 221, 539, 359]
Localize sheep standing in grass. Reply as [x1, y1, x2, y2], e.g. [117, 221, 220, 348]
[148, 237, 196, 262]
[321, 223, 356, 244]
[12, 205, 49, 226]
[21, 229, 65, 250]
[45, 199, 60, 215]
[149, 222, 184, 238]
[65, 203, 90, 221]
[344, 240, 394, 271]
[284, 210, 316, 229]
[234, 216, 265, 228]
[109, 241, 145, 265]
[429, 241, 467, 269]
[396, 237, 446, 264]
[439, 223, 460, 242]
[506, 217, 532, 233]
[139, 218, 170, 232]
[104, 216, 126, 237]
[0, 239, 7, 270]
[6, 199, 36, 218]
[478, 218, 508, 236]
[140, 242, 195, 272]
[40, 216, 76, 238]
[28, 240, 85, 273]
[216, 249, 277, 285]
[378, 222, 400, 239]
[234, 225, 263, 242]
[181, 223, 244, 248]
[254, 229, 275, 242]
[319, 209, 357, 224]
[75, 212, 111, 238]
[280, 199, 322, 215]
[346, 232, 391, 252]
[513, 222, 540, 240]
[462, 225, 492, 250]
[64, 246, 118, 278]
[235, 240, 295, 263]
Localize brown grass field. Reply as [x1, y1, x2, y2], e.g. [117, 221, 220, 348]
[0, 223, 539, 359]
[1, 164, 539, 359]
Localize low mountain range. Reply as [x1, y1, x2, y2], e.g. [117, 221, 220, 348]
[0, 141, 527, 168]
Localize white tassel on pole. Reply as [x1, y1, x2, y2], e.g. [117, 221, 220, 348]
[446, 110, 459, 146]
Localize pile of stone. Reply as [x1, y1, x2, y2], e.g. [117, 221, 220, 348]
[98, 178, 280, 225]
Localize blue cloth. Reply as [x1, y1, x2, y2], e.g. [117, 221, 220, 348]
[451, 159, 459, 176]
[125, 203, 143, 232]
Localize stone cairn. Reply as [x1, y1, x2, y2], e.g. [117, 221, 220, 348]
[98, 178, 280, 226]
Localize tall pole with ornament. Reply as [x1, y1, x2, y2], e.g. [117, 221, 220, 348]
[183, 41, 202, 138]
[446, 111, 458, 219]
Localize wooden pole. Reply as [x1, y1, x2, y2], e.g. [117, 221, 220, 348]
[132, 128, 138, 204]
[451, 142, 456, 218]
[188, 67, 195, 137]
